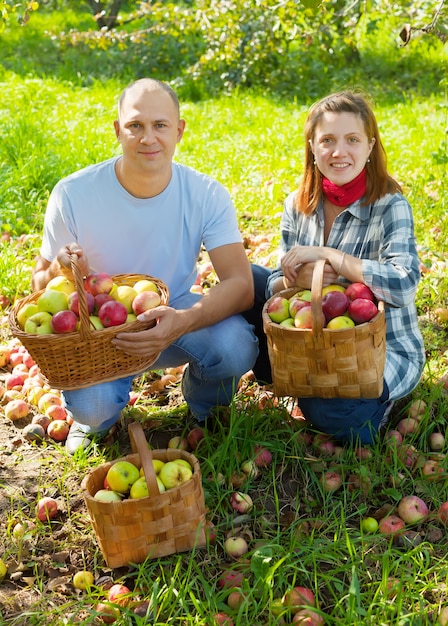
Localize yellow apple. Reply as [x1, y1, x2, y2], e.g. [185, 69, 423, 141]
[130, 476, 165, 498]
[73, 570, 94, 590]
[17, 303, 39, 329]
[174, 459, 193, 471]
[322, 284, 346, 296]
[140, 459, 165, 476]
[46, 275, 76, 295]
[106, 460, 140, 494]
[326, 315, 355, 329]
[133, 279, 159, 294]
[111, 285, 137, 313]
[126, 313, 137, 323]
[159, 461, 193, 489]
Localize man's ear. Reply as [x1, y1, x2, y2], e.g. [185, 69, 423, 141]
[113, 120, 120, 141]
[177, 119, 186, 143]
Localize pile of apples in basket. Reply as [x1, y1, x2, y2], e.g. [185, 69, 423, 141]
[267, 282, 379, 329]
[17, 272, 162, 334]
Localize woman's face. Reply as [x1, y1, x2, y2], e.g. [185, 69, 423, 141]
[310, 111, 375, 186]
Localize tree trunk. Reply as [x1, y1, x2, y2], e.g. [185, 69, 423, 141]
[85, 0, 123, 30]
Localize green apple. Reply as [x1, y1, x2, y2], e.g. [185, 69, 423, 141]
[139, 459, 165, 475]
[111, 285, 137, 313]
[280, 317, 295, 327]
[130, 475, 166, 499]
[133, 279, 159, 294]
[106, 460, 140, 494]
[89, 315, 104, 330]
[126, 313, 137, 323]
[24, 311, 53, 334]
[37, 289, 68, 314]
[326, 315, 355, 329]
[159, 460, 193, 489]
[173, 458, 193, 471]
[93, 489, 123, 502]
[17, 303, 39, 329]
[360, 517, 379, 533]
[46, 275, 76, 295]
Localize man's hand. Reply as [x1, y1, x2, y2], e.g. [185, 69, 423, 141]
[57, 243, 90, 279]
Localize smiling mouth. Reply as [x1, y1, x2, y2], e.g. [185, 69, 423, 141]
[331, 163, 350, 168]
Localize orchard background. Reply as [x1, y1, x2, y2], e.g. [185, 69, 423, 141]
[0, 1, 447, 624]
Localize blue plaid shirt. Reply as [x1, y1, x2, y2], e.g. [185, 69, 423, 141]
[266, 191, 426, 401]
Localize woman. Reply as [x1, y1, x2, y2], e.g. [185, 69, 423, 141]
[246, 90, 425, 444]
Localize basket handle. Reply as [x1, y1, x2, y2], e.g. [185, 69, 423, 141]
[128, 421, 161, 496]
[310, 258, 326, 339]
[69, 253, 94, 341]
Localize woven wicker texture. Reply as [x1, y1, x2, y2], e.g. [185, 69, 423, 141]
[262, 259, 386, 399]
[81, 422, 207, 568]
[8, 254, 169, 390]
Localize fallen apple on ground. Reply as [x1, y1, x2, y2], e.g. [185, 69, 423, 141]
[36, 496, 58, 522]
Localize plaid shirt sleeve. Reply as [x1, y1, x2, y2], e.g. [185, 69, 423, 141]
[266, 191, 425, 400]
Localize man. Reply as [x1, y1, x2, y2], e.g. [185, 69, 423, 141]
[32, 78, 258, 454]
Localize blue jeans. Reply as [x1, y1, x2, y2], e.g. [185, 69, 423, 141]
[63, 291, 259, 433]
[244, 264, 391, 444]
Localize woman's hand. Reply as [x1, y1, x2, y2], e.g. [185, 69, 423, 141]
[281, 246, 339, 288]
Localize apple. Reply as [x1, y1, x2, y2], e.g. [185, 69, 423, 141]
[38, 392, 62, 413]
[348, 298, 378, 324]
[84, 272, 114, 296]
[31, 413, 51, 431]
[429, 432, 445, 451]
[36, 496, 58, 522]
[174, 459, 193, 470]
[23, 423, 46, 442]
[51, 309, 78, 333]
[322, 290, 349, 322]
[289, 296, 311, 318]
[133, 279, 159, 294]
[218, 569, 244, 589]
[37, 289, 68, 314]
[292, 608, 325, 624]
[73, 570, 94, 590]
[224, 536, 248, 558]
[296, 289, 312, 301]
[294, 306, 313, 329]
[280, 317, 295, 327]
[106, 461, 140, 494]
[397, 495, 429, 524]
[360, 517, 379, 533]
[94, 489, 123, 502]
[68, 290, 95, 316]
[46, 275, 76, 295]
[408, 398, 427, 420]
[254, 446, 273, 467]
[397, 417, 419, 436]
[89, 315, 104, 330]
[319, 471, 342, 492]
[344, 282, 374, 301]
[46, 404, 68, 420]
[321, 284, 346, 296]
[24, 311, 53, 334]
[267, 296, 291, 324]
[283, 586, 316, 611]
[47, 419, 70, 442]
[421, 459, 444, 481]
[126, 313, 137, 323]
[132, 290, 161, 315]
[438, 502, 448, 527]
[326, 315, 355, 329]
[187, 426, 205, 450]
[227, 590, 247, 610]
[167, 436, 189, 450]
[212, 613, 234, 626]
[0, 559, 6, 582]
[378, 514, 406, 536]
[159, 461, 193, 489]
[98, 300, 128, 327]
[5, 372, 27, 390]
[384, 429, 403, 446]
[93, 292, 114, 313]
[230, 492, 253, 513]
[111, 285, 137, 313]
[241, 459, 260, 479]
[4, 399, 29, 421]
[108, 583, 132, 607]
[95, 601, 120, 624]
[130, 476, 166, 499]
[17, 303, 39, 329]
[140, 459, 165, 475]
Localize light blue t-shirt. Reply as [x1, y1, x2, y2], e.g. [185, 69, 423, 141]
[40, 157, 242, 303]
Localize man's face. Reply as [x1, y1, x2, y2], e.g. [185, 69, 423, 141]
[114, 87, 185, 175]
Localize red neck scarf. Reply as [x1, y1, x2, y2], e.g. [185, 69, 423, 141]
[322, 168, 367, 207]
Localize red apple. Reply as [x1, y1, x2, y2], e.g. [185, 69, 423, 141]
[294, 306, 313, 329]
[421, 459, 444, 481]
[68, 290, 95, 316]
[319, 471, 342, 492]
[289, 296, 311, 318]
[108, 583, 131, 607]
[31, 413, 51, 432]
[384, 430, 403, 446]
[5, 372, 28, 390]
[254, 445, 273, 467]
[167, 436, 189, 450]
[397, 495, 428, 524]
[283, 586, 316, 611]
[187, 426, 205, 450]
[4, 399, 29, 421]
[347, 298, 378, 324]
[230, 492, 253, 513]
[397, 417, 419, 436]
[38, 392, 62, 413]
[378, 514, 406, 536]
[95, 601, 119, 624]
[292, 608, 324, 624]
[438, 502, 448, 527]
[267, 296, 291, 324]
[227, 589, 247, 610]
[132, 290, 161, 315]
[36, 496, 58, 522]
[45, 404, 68, 421]
[94, 293, 115, 313]
[322, 290, 349, 322]
[47, 420, 70, 442]
[85, 272, 114, 296]
[212, 613, 234, 626]
[344, 282, 375, 302]
[218, 570, 244, 589]
[98, 300, 128, 327]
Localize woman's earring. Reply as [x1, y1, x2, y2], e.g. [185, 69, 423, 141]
[367, 158, 371, 163]
[313, 159, 317, 165]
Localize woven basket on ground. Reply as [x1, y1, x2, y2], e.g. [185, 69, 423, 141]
[262, 259, 386, 399]
[8, 254, 169, 390]
[81, 422, 207, 568]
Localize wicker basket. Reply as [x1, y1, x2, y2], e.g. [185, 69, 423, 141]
[81, 422, 207, 568]
[8, 254, 169, 390]
[262, 259, 386, 399]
